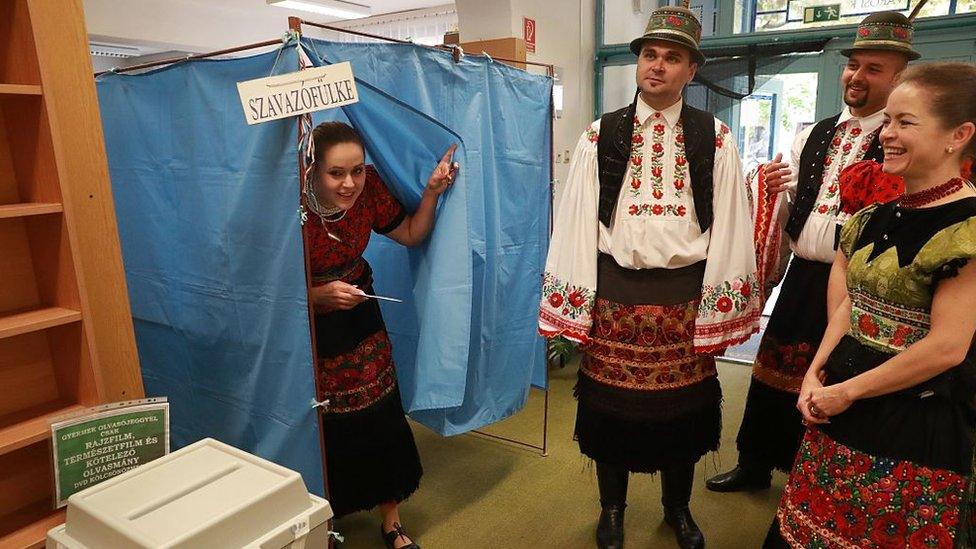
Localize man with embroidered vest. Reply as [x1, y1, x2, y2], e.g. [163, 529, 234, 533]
[706, 11, 919, 494]
[537, 5, 761, 549]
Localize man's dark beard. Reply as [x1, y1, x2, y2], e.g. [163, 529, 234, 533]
[844, 84, 869, 108]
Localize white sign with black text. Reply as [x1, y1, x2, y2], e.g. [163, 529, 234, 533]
[237, 62, 359, 125]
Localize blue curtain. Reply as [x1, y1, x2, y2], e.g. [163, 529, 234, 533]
[304, 39, 552, 435]
[96, 51, 325, 495]
[96, 41, 552, 496]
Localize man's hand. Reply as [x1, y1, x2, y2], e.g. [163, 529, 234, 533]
[764, 152, 792, 195]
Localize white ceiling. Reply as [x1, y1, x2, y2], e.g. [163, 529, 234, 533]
[191, 0, 452, 19]
[85, 0, 455, 54]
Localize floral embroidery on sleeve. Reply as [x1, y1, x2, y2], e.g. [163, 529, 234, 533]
[715, 122, 731, 149]
[585, 124, 599, 143]
[700, 274, 759, 314]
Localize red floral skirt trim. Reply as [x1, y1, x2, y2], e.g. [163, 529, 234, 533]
[777, 428, 966, 549]
[753, 339, 818, 393]
[581, 297, 717, 391]
[316, 330, 397, 414]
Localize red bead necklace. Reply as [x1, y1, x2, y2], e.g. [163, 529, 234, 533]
[899, 177, 967, 209]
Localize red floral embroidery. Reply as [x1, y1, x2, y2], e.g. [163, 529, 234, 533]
[859, 27, 871, 37]
[667, 15, 683, 26]
[542, 272, 594, 322]
[568, 289, 587, 308]
[893, 27, 909, 39]
[586, 126, 600, 143]
[318, 330, 397, 413]
[777, 429, 966, 548]
[716, 296, 733, 312]
[581, 298, 717, 391]
[858, 313, 880, 337]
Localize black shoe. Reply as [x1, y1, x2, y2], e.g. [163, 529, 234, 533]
[663, 507, 704, 549]
[705, 466, 772, 493]
[596, 505, 625, 549]
[380, 522, 420, 549]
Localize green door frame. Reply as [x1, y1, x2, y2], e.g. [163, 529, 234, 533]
[595, 0, 976, 121]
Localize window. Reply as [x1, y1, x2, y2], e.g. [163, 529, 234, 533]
[738, 0, 953, 33]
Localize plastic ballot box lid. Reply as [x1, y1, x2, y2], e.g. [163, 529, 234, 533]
[46, 438, 332, 549]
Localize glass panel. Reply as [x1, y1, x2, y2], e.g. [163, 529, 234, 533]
[737, 72, 818, 174]
[603, 1, 656, 46]
[741, 0, 951, 33]
[734, 0, 746, 33]
[957, 0, 976, 12]
[601, 64, 638, 113]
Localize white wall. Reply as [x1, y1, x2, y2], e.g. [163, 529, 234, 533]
[87, 0, 596, 199]
[455, 0, 596, 195]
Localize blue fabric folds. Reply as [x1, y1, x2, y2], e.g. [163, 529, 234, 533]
[304, 39, 552, 435]
[96, 51, 325, 494]
[96, 40, 551, 493]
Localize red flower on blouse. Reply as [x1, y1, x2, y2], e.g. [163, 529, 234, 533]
[716, 296, 734, 313]
[858, 314, 880, 338]
[548, 292, 563, 308]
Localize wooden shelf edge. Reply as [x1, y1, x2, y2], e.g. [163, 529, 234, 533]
[0, 505, 65, 549]
[0, 404, 87, 457]
[0, 83, 42, 96]
[0, 202, 63, 219]
[0, 308, 82, 340]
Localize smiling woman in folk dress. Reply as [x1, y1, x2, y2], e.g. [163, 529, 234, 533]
[765, 62, 976, 549]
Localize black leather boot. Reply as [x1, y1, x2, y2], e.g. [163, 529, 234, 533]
[661, 463, 704, 549]
[705, 461, 772, 493]
[595, 461, 628, 549]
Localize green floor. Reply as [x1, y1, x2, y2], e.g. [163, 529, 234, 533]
[333, 359, 784, 548]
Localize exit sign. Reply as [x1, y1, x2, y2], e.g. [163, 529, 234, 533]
[804, 4, 841, 22]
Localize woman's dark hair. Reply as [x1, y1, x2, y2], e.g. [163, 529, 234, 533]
[898, 62, 976, 178]
[311, 121, 364, 165]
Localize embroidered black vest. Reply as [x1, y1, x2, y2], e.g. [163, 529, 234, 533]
[597, 100, 715, 231]
[784, 114, 885, 241]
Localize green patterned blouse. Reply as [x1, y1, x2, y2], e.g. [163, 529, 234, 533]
[840, 198, 976, 354]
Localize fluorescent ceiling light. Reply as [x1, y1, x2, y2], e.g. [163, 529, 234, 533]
[267, 0, 371, 20]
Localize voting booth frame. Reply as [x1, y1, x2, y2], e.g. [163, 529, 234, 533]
[0, 9, 555, 548]
[96, 17, 558, 459]
[0, 0, 145, 547]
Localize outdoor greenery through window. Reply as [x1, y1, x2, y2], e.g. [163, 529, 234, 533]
[734, 0, 974, 33]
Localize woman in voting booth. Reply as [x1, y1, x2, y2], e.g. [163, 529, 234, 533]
[303, 121, 456, 549]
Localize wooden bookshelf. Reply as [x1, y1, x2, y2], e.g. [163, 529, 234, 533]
[0, 0, 144, 545]
[0, 203, 62, 219]
[0, 308, 81, 340]
[0, 84, 41, 96]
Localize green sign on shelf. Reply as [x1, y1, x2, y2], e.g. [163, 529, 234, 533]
[804, 4, 842, 23]
[50, 398, 170, 507]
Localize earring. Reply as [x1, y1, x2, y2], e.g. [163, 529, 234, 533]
[947, 146, 956, 154]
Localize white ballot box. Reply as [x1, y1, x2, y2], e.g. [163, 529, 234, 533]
[47, 438, 332, 548]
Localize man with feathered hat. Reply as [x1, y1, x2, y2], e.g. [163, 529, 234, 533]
[707, 8, 919, 498]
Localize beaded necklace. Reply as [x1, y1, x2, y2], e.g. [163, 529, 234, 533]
[899, 177, 967, 209]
